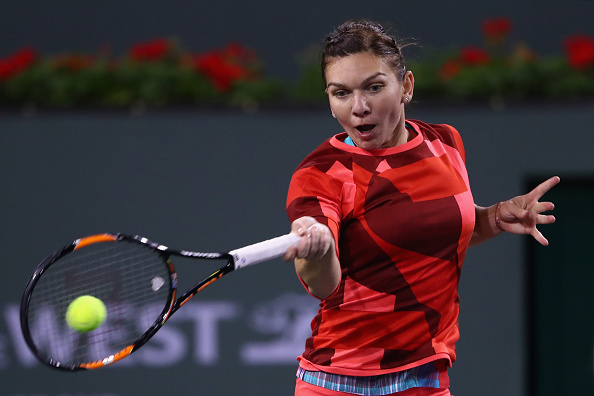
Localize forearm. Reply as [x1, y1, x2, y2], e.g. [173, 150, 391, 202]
[285, 216, 341, 299]
[469, 204, 504, 247]
[295, 249, 341, 300]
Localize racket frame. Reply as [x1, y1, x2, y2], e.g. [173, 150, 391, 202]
[21, 233, 237, 371]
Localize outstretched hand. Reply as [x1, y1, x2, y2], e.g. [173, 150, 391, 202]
[497, 176, 560, 246]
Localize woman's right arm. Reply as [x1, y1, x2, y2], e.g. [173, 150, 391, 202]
[284, 216, 341, 300]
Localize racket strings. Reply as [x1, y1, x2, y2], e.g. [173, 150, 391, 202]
[26, 241, 172, 367]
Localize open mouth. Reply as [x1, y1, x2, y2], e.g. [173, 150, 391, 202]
[356, 124, 376, 133]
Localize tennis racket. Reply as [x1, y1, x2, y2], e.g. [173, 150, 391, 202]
[20, 232, 300, 371]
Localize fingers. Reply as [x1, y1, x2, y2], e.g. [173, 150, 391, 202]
[537, 213, 556, 225]
[532, 229, 549, 246]
[528, 177, 559, 245]
[501, 176, 558, 224]
[285, 217, 333, 261]
[295, 224, 333, 260]
[496, 177, 558, 244]
[536, 200, 555, 214]
[290, 216, 318, 233]
[499, 200, 528, 222]
[283, 246, 298, 262]
[512, 200, 555, 221]
[529, 176, 560, 200]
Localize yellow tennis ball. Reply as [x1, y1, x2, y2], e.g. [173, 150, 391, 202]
[65, 295, 107, 332]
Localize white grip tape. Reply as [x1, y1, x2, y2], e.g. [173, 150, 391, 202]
[229, 233, 301, 270]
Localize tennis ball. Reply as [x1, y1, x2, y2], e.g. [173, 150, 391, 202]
[65, 295, 107, 332]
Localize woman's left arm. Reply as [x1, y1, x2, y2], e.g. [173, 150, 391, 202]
[469, 176, 560, 247]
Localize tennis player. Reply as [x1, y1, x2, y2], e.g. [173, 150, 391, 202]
[284, 19, 559, 396]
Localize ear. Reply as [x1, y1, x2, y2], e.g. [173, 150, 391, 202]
[328, 103, 336, 118]
[402, 71, 415, 104]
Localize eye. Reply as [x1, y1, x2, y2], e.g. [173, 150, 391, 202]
[368, 84, 383, 93]
[331, 89, 349, 99]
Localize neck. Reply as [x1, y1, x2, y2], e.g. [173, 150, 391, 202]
[390, 121, 410, 147]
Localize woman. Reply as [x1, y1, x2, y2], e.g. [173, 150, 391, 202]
[283, 19, 559, 396]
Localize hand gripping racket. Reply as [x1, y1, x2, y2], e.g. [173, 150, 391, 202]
[20, 232, 300, 371]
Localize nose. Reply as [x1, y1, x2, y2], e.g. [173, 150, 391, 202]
[351, 92, 370, 116]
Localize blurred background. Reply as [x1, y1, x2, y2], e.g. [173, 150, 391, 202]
[1, 1, 593, 395]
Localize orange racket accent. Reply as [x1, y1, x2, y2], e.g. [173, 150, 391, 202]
[74, 234, 118, 250]
[178, 271, 224, 308]
[80, 345, 134, 369]
[195, 271, 224, 293]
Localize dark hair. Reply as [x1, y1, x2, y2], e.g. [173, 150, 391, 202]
[321, 19, 410, 84]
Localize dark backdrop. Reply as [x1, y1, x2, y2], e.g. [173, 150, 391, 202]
[2, 102, 593, 396]
[1, 1, 594, 395]
[1, 0, 593, 80]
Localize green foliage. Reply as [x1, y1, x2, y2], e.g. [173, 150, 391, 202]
[1, 25, 593, 109]
[0, 41, 285, 109]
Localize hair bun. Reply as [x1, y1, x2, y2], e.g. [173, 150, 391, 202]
[340, 19, 386, 34]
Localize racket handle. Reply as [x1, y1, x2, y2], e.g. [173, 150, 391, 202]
[230, 233, 301, 269]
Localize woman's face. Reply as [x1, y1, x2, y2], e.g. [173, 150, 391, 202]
[324, 52, 413, 150]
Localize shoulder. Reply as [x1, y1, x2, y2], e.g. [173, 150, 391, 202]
[295, 134, 351, 173]
[287, 134, 353, 208]
[408, 119, 466, 160]
[286, 136, 350, 222]
[409, 119, 462, 145]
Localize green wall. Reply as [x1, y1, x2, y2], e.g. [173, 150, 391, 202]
[1, 103, 593, 395]
[527, 179, 594, 396]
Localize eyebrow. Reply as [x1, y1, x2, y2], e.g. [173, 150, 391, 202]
[326, 72, 388, 89]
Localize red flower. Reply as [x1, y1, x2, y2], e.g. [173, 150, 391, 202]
[564, 35, 594, 70]
[130, 38, 170, 61]
[439, 46, 490, 81]
[193, 47, 253, 92]
[439, 59, 462, 80]
[482, 18, 512, 41]
[461, 46, 490, 65]
[0, 47, 37, 80]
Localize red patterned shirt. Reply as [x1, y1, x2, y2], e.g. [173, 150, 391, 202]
[286, 120, 475, 376]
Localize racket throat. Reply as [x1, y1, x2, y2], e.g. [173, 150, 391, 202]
[172, 261, 234, 314]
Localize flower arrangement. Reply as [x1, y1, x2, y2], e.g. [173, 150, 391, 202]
[0, 19, 592, 110]
[294, 17, 594, 106]
[0, 39, 284, 109]
[408, 17, 594, 103]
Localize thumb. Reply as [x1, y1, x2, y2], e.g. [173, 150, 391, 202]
[283, 246, 298, 262]
[501, 200, 527, 221]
